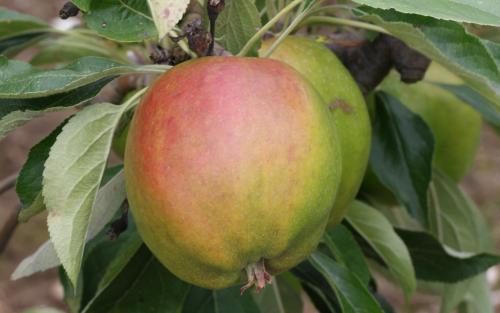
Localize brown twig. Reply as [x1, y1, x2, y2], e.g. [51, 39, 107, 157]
[107, 200, 129, 241]
[0, 174, 17, 195]
[0, 204, 21, 255]
[207, 0, 225, 56]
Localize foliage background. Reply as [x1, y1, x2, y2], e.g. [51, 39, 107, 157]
[0, 1, 499, 313]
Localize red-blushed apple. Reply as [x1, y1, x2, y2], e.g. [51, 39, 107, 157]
[124, 56, 341, 291]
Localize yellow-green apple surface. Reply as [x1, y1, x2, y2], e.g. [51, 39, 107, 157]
[261, 36, 371, 227]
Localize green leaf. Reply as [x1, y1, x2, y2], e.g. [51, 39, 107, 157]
[0, 56, 134, 99]
[396, 229, 500, 282]
[30, 35, 116, 65]
[275, 275, 303, 313]
[0, 7, 49, 40]
[83, 245, 190, 313]
[215, 0, 261, 56]
[0, 33, 46, 57]
[72, 0, 92, 11]
[428, 168, 493, 253]
[435, 83, 500, 128]
[147, 0, 190, 39]
[483, 39, 500, 69]
[352, 0, 500, 26]
[81, 223, 142, 309]
[346, 200, 416, 297]
[182, 286, 261, 313]
[308, 252, 384, 313]
[85, 0, 157, 42]
[0, 78, 113, 139]
[254, 275, 303, 313]
[11, 240, 61, 280]
[301, 284, 337, 313]
[324, 225, 371, 286]
[425, 168, 494, 312]
[43, 102, 131, 286]
[253, 281, 285, 313]
[359, 7, 500, 112]
[59, 201, 137, 312]
[370, 91, 434, 225]
[291, 261, 340, 312]
[17, 193, 45, 223]
[441, 274, 492, 313]
[16, 120, 67, 222]
[60, 267, 83, 313]
[12, 168, 126, 280]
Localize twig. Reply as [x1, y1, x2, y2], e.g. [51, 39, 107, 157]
[0, 174, 17, 195]
[107, 200, 129, 241]
[207, 0, 225, 56]
[0, 204, 21, 255]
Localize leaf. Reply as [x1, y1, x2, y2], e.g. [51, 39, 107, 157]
[308, 252, 384, 313]
[81, 223, 142, 309]
[59, 206, 139, 313]
[359, 7, 500, 111]
[215, 0, 261, 56]
[428, 168, 493, 253]
[324, 225, 371, 286]
[83, 245, 190, 313]
[30, 35, 115, 66]
[370, 91, 434, 225]
[182, 286, 261, 313]
[352, 0, 500, 26]
[18, 193, 45, 223]
[291, 261, 341, 312]
[301, 284, 337, 313]
[346, 200, 416, 297]
[0, 56, 134, 99]
[0, 33, 46, 57]
[11, 168, 126, 280]
[253, 280, 286, 313]
[275, 275, 303, 313]
[254, 275, 303, 313]
[0, 78, 113, 139]
[60, 267, 84, 313]
[396, 229, 500, 282]
[0, 7, 49, 40]
[147, 0, 190, 39]
[483, 39, 500, 69]
[11, 241, 61, 280]
[85, 0, 157, 42]
[43, 102, 130, 286]
[72, 0, 92, 11]
[441, 274, 492, 313]
[435, 83, 500, 128]
[426, 168, 494, 312]
[16, 120, 67, 222]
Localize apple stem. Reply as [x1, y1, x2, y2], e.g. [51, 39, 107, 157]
[240, 259, 272, 294]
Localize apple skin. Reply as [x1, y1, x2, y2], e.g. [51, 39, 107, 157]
[261, 36, 371, 227]
[124, 56, 341, 289]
